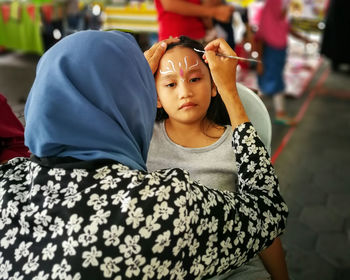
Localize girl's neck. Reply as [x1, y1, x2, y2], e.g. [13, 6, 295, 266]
[164, 118, 225, 148]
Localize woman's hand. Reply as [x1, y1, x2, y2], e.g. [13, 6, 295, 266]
[203, 38, 238, 95]
[144, 37, 179, 74]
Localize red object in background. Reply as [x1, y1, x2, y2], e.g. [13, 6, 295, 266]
[0, 94, 30, 163]
[1, 4, 10, 23]
[27, 4, 35, 22]
[41, 4, 53, 23]
[154, 0, 206, 41]
[235, 42, 250, 70]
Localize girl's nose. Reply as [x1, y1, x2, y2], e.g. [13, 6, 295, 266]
[178, 82, 193, 99]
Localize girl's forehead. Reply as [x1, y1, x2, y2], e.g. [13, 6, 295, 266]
[161, 47, 201, 64]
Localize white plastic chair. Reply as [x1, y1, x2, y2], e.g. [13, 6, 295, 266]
[236, 83, 272, 155]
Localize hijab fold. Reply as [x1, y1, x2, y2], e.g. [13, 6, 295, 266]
[25, 30, 157, 171]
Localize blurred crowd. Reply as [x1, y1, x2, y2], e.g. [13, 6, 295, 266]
[1, 0, 348, 118]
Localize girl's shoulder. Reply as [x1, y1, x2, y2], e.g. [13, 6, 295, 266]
[208, 124, 231, 139]
[153, 120, 165, 131]
[152, 120, 167, 141]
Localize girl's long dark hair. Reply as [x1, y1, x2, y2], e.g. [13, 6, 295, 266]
[155, 36, 230, 126]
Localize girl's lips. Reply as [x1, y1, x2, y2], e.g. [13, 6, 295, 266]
[179, 102, 196, 110]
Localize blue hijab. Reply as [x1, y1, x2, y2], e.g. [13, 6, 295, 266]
[25, 30, 157, 171]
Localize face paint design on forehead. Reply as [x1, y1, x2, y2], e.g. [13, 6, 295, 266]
[178, 61, 184, 82]
[187, 56, 199, 70]
[159, 56, 200, 82]
[179, 67, 184, 78]
[159, 60, 176, 74]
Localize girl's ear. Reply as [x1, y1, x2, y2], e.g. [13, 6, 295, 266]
[211, 83, 217, 97]
[157, 95, 163, 108]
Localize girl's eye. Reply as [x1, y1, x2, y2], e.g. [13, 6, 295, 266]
[190, 77, 201, 83]
[166, 83, 176, 88]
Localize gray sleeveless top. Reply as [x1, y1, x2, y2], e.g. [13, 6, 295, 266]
[147, 121, 238, 192]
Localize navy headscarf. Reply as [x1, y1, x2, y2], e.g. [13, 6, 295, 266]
[25, 30, 157, 171]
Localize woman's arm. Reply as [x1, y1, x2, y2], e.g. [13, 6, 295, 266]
[159, 0, 233, 23]
[180, 122, 288, 278]
[204, 38, 249, 128]
[259, 237, 289, 280]
[201, 39, 289, 278]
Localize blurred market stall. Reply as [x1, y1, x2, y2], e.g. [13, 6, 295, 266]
[0, 0, 103, 54]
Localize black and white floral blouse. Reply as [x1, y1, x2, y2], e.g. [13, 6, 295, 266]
[0, 123, 288, 280]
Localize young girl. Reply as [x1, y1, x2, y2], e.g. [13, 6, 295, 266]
[147, 36, 289, 279]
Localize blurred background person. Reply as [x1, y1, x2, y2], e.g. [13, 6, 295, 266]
[202, 0, 236, 48]
[255, 0, 311, 125]
[154, 0, 233, 42]
[320, 0, 350, 72]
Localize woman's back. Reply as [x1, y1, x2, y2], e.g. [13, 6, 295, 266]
[1, 122, 286, 279]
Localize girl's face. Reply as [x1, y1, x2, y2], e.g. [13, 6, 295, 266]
[155, 46, 216, 125]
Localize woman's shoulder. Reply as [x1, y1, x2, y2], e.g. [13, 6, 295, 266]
[0, 157, 30, 174]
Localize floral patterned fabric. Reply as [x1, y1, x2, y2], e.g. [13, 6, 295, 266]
[0, 123, 288, 280]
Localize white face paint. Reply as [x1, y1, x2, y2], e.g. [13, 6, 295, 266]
[159, 60, 176, 74]
[159, 56, 199, 83]
[188, 57, 199, 70]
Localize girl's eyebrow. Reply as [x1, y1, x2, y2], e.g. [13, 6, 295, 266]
[158, 72, 177, 79]
[159, 68, 202, 78]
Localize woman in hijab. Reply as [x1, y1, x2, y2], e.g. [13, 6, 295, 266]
[0, 30, 287, 279]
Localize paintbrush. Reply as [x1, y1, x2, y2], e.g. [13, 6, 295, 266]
[193, 48, 261, 63]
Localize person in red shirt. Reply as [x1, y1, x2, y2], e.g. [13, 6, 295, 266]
[155, 0, 233, 41]
[0, 93, 30, 163]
